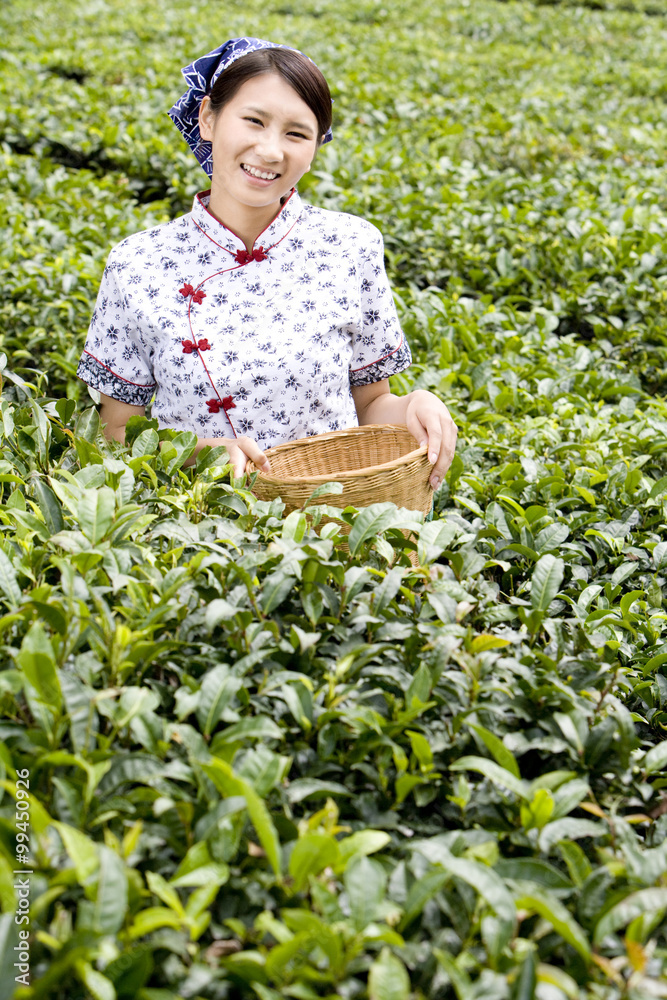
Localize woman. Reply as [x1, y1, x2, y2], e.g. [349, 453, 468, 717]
[77, 37, 457, 490]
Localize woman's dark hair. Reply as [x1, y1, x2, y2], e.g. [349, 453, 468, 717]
[207, 48, 332, 144]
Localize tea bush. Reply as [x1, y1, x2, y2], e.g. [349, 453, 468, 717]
[1, 0, 666, 998]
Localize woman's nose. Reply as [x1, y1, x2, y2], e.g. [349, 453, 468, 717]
[255, 130, 284, 163]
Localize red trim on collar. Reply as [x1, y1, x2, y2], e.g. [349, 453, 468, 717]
[195, 190, 246, 248]
[252, 188, 297, 247]
[193, 188, 298, 255]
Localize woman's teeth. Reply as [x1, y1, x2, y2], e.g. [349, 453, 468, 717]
[242, 164, 279, 180]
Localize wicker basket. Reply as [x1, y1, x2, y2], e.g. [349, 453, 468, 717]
[246, 424, 433, 523]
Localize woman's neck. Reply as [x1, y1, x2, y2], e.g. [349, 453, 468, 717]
[206, 185, 286, 250]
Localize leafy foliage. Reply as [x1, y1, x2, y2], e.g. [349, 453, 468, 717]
[1, 0, 667, 998]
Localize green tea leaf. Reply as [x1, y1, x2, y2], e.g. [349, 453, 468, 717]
[17, 622, 62, 712]
[347, 504, 420, 556]
[196, 665, 242, 737]
[77, 486, 115, 544]
[336, 830, 391, 868]
[594, 888, 667, 944]
[202, 757, 282, 877]
[32, 478, 64, 534]
[286, 778, 352, 803]
[510, 948, 536, 1000]
[368, 947, 411, 1000]
[414, 841, 515, 947]
[74, 961, 116, 1000]
[132, 428, 159, 457]
[93, 845, 128, 934]
[467, 722, 520, 778]
[289, 833, 340, 891]
[642, 740, 667, 775]
[54, 821, 99, 884]
[557, 841, 592, 888]
[515, 890, 590, 960]
[0, 550, 21, 607]
[450, 756, 530, 799]
[530, 554, 564, 612]
[538, 818, 606, 853]
[344, 856, 386, 931]
[128, 907, 184, 939]
[211, 715, 283, 746]
[399, 867, 450, 930]
[261, 570, 297, 614]
[146, 871, 185, 916]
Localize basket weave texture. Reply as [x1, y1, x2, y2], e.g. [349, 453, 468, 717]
[246, 424, 433, 518]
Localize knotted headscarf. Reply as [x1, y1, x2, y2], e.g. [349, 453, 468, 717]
[168, 37, 333, 177]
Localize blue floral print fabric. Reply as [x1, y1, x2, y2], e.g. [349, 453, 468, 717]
[77, 190, 412, 450]
[168, 38, 333, 177]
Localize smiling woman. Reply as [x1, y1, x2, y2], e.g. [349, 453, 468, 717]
[76, 36, 457, 488]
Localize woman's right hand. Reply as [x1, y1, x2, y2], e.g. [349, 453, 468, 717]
[207, 436, 271, 478]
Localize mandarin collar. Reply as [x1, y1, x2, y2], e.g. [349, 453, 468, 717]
[191, 188, 303, 255]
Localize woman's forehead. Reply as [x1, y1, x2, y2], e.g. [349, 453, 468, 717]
[229, 73, 317, 123]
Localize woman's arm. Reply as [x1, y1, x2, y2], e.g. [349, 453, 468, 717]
[351, 380, 457, 491]
[99, 393, 146, 442]
[97, 393, 270, 475]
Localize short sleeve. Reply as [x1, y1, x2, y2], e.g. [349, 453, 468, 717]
[77, 252, 156, 406]
[349, 224, 411, 388]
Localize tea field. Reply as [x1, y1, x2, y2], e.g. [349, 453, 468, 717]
[1, 0, 667, 997]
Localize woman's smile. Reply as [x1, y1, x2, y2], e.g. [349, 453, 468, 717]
[241, 163, 281, 182]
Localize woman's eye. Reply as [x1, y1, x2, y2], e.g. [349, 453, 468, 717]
[288, 131, 308, 139]
[244, 117, 263, 126]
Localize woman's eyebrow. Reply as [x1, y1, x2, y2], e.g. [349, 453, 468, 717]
[243, 106, 315, 134]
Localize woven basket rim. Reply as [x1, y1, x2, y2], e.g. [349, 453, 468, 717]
[247, 424, 428, 486]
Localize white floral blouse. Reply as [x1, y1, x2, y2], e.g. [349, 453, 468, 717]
[77, 189, 411, 449]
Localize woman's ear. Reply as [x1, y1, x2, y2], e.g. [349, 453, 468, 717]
[199, 96, 214, 141]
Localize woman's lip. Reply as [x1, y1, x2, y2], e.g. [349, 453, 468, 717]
[241, 163, 281, 182]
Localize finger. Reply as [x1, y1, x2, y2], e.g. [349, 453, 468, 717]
[238, 437, 271, 474]
[407, 406, 447, 489]
[405, 409, 429, 451]
[430, 418, 458, 489]
[424, 420, 443, 467]
[226, 446, 246, 479]
[253, 449, 271, 474]
[412, 401, 446, 467]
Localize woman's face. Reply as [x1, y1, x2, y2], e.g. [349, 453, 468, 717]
[199, 73, 319, 221]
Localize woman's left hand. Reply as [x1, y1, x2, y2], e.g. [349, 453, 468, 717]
[405, 389, 458, 491]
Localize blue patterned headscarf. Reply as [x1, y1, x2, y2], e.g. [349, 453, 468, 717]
[168, 37, 333, 177]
